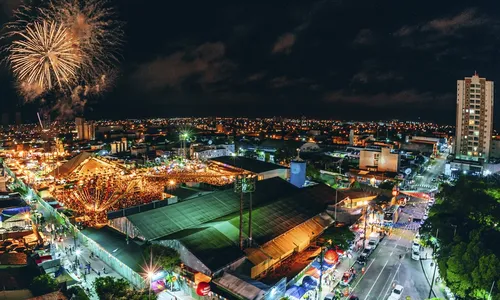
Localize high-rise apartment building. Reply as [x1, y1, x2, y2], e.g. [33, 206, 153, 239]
[455, 73, 494, 162]
[75, 117, 85, 140]
[75, 117, 95, 141]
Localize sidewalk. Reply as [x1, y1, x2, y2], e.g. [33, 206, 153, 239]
[318, 250, 361, 299]
[42, 224, 125, 300]
[419, 247, 447, 299]
[158, 289, 196, 300]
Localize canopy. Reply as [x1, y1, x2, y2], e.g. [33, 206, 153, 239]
[285, 285, 307, 299]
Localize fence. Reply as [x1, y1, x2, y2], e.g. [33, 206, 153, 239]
[2, 164, 146, 289]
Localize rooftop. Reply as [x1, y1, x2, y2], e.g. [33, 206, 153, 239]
[210, 156, 288, 173]
[0, 252, 27, 266]
[128, 177, 297, 241]
[155, 181, 337, 272]
[81, 226, 145, 273]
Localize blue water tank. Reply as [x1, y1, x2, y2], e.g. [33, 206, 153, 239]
[290, 160, 306, 188]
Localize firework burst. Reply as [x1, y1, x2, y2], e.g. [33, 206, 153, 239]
[4, 0, 123, 103]
[9, 20, 80, 92]
[41, 0, 124, 83]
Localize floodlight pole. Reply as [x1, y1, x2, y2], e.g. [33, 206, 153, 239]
[248, 192, 252, 247]
[239, 190, 244, 250]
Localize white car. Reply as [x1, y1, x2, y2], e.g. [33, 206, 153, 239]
[412, 241, 420, 252]
[411, 250, 420, 261]
[388, 285, 404, 300]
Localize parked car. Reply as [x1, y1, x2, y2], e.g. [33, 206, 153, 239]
[388, 285, 404, 300]
[356, 255, 367, 265]
[411, 250, 420, 261]
[340, 270, 356, 286]
[412, 241, 420, 252]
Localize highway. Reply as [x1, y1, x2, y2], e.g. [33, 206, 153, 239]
[346, 157, 446, 300]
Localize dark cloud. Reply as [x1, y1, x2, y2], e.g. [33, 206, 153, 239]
[422, 8, 485, 34]
[351, 71, 403, 84]
[2, 0, 500, 123]
[395, 8, 487, 37]
[271, 33, 296, 54]
[133, 42, 235, 89]
[245, 72, 267, 82]
[353, 29, 375, 45]
[269, 76, 310, 88]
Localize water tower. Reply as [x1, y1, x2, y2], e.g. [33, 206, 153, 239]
[290, 148, 306, 188]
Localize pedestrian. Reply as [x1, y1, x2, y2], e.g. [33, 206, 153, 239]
[102, 267, 106, 274]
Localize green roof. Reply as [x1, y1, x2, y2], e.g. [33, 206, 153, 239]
[81, 226, 145, 273]
[128, 178, 297, 241]
[159, 183, 337, 272]
[168, 227, 244, 271]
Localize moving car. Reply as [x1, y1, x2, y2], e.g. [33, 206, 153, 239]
[388, 285, 404, 300]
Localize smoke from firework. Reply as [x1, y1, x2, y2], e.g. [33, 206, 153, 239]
[4, 0, 123, 119]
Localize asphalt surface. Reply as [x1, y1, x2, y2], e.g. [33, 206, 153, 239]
[412, 158, 446, 192]
[346, 158, 447, 300]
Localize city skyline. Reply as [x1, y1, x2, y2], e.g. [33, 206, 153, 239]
[0, 0, 499, 123]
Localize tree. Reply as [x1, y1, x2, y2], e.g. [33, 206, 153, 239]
[377, 180, 395, 190]
[424, 177, 500, 299]
[320, 225, 355, 250]
[144, 244, 181, 273]
[93, 276, 130, 299]
[66, 286, 90, 300]
[30, 274, 58, 296]
[93, 276, 156, 300]
[306, 164, 320, 180]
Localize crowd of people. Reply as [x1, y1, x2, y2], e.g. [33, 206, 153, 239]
[51, 158, 243, 226]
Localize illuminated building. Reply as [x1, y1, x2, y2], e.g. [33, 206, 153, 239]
[75, 117, 96, 141]
[359, 147, 400, 172]
[454, 72, 494, 162]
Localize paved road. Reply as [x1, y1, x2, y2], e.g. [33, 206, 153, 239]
[348, 223, 426, 300]
[346, 157, 447, 300]
[412, 157, 446, 192]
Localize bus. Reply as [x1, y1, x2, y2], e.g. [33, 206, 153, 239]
[383, 205, 400, 226]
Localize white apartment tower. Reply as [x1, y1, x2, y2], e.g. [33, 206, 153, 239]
[455, 73, 494, 162]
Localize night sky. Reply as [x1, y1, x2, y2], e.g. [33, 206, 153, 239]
[1, 0, 500, 123]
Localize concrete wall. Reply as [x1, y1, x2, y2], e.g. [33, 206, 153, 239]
[258, 168, 289, 181]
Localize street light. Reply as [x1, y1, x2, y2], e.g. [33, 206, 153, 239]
[144, 268, 157, 300]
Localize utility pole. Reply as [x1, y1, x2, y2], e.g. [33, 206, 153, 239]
[488, 280, 495, 300]
[334, 188, 338, 222]
[239, 190, 244, 249]
[428, 228, 439, 298]
[318, 245, 325, 296]
[363, 206, 369, 249]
